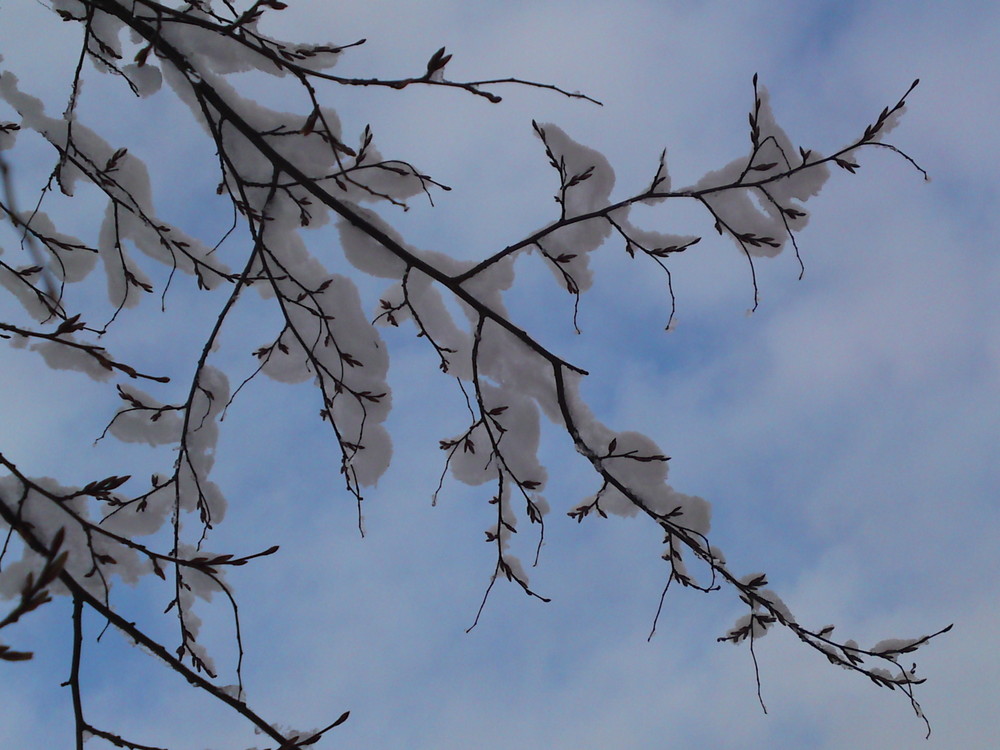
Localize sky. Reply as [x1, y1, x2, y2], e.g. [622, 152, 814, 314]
[1, 1, 998, 748]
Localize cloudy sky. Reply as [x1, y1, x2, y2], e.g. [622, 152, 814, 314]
[1, 1, 998, 748]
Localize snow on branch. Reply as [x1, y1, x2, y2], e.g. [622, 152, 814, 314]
[0, 0, 946, 746]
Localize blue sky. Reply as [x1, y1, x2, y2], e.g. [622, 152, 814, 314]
[1, 1, 998, 748]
